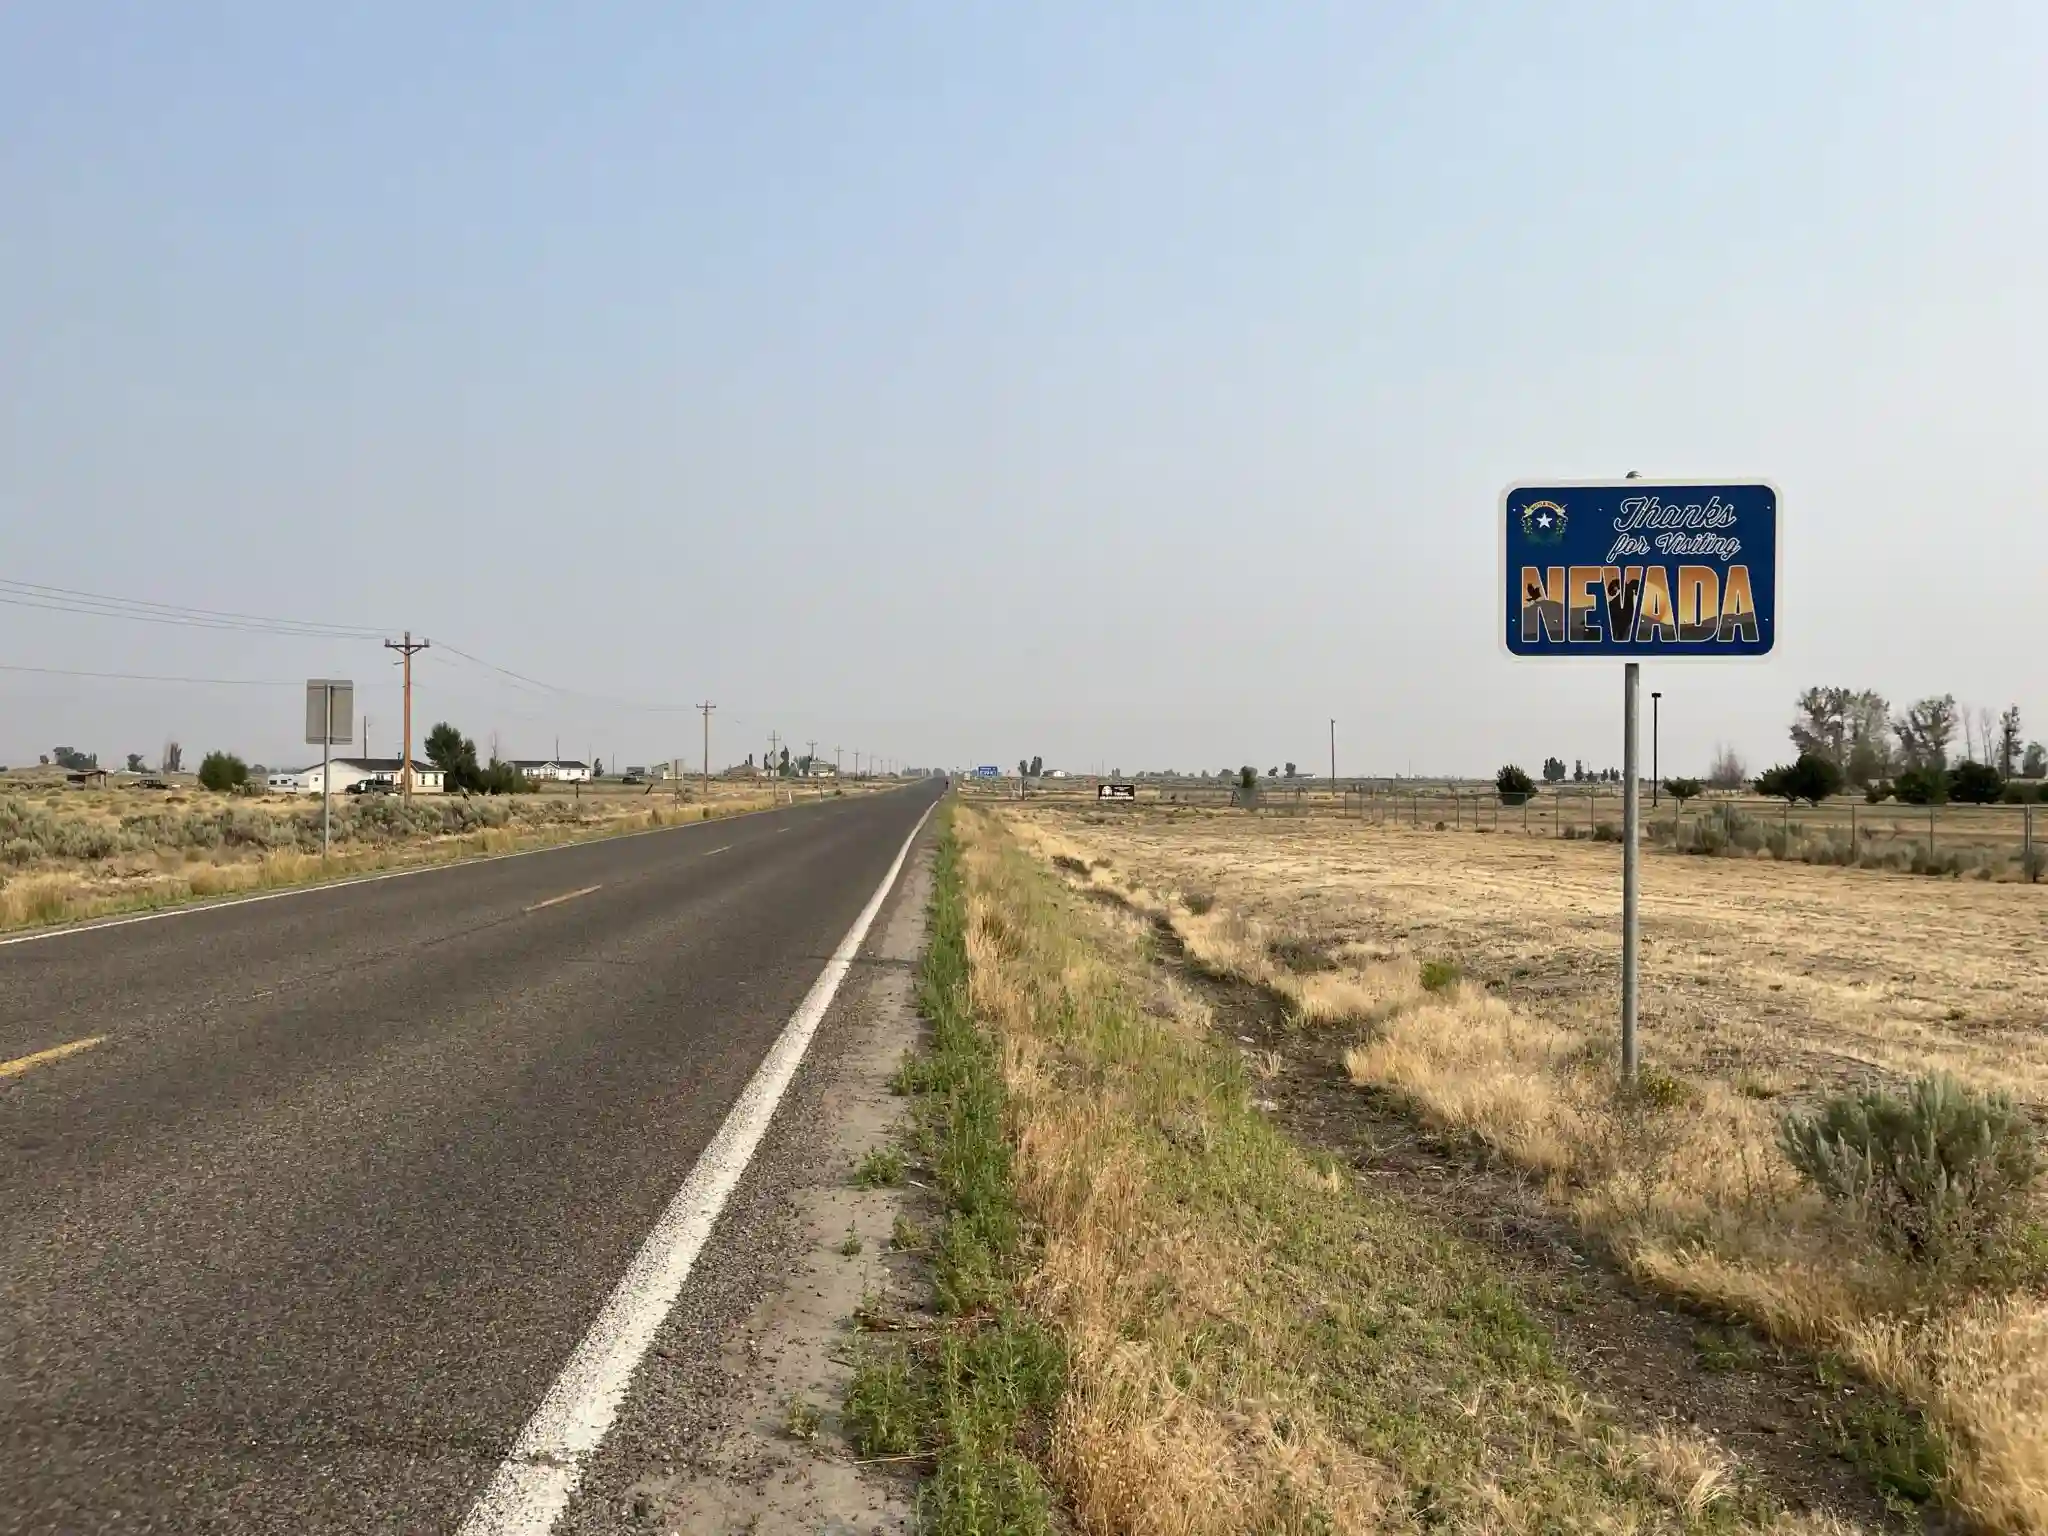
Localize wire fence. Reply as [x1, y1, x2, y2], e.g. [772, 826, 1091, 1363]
[959, 779, 2046, 881]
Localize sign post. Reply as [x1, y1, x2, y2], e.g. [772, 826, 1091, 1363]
[306, 679, 354, 862]
[1501, 480, 1777, 1079]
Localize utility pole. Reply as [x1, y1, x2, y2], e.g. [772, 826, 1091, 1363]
[836, 745, 842, 778]
[383, 632, 429, 803]
[769, 731, 782, 804]
[362, 716, 369, 761]
[807, 740, 817, 786]
[698, 702, 715, 808]
[1329, 718, 1337, 801]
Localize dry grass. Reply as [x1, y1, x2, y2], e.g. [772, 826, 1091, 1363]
[0, 779, 847, 932]
[950, 804, 1836, 1534]
[1001, 805, 2048, 1531]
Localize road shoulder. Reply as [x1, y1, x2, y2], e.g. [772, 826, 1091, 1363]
[557, 831, 935, 1535]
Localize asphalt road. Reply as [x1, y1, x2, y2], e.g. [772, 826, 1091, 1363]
[0, 781, 945, 1535]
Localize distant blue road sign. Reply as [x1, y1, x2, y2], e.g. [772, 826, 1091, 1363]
[1501, 481, 1777, 657]
[974, 765, 1001, 777]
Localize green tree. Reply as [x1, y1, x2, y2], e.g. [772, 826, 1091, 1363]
[1030, 754, 1044, 777]
[125, 753, 145, 773]
[1948, 760, 2004, 805]
[426, 721, 484, 793]
[1755, 753, 1841, 806]
[1893, 766, 1946, 805]
[52, 746, 96, 771]
[198, 751, 249, 792]
[1284, 761, 1297, 778]
[1239, 765, 1257, 790]
[1665, 777, 1703, 805]
[1494, 764, 1535, 803]
[1894, 694, 1959, 770]
[2025, 742, 2047, 780]
[1997, 707, 2023, 779]
[1541, 756, 1566, 783]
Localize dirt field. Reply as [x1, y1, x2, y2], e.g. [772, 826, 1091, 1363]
[999, 805, 2048, 1105]
[995, 802, 2048, 1532]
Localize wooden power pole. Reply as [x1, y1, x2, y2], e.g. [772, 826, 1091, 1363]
[383, 631, 429, 802]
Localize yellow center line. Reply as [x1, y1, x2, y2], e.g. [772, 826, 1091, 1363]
[701, 845, 732, 857]
[524, 884, 603, 913]
[0, 1035, 107, 1080]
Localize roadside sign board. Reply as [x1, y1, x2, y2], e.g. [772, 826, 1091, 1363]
[1501, 481, 1777, 657]
[305, 679, 354, 746]
[974, 765, 1001, 777]
[1098, 783, 1137, 801]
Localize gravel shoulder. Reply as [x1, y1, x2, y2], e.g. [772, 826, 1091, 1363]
[556, 833, 935, 1536]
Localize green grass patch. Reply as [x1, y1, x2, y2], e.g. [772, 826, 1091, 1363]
[842, 816, 1065, 1532]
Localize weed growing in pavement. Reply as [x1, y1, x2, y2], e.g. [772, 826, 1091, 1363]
[852, 1146, 906, 1189]
[784, 1396, 822, 1442]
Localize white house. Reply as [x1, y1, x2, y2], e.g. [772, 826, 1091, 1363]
[511, 759, 592, 783]
[272, 758, 445, 795]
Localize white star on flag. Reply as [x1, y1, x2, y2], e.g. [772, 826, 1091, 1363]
[1536, 511, 1553, 529]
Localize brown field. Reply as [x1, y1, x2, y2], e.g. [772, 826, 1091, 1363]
[970, 780, 2048, 877]
[992, 801, 2048, 1532]
[0, 773, 872, 933]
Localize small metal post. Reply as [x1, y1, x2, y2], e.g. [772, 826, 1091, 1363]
[321, 683, 332, 862]
[1622, 661, 1641, 1080]
[2027, 803, 2035, 881]
[1930, 802, 1936, 859]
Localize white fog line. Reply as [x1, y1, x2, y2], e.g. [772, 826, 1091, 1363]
[454, 797, 939, 1536]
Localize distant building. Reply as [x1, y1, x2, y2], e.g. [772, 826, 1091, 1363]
[272, 758, 446, 795]
[510, 759, 592, 783]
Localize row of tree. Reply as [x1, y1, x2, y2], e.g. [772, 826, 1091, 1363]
[1789, 687, 2044, 784]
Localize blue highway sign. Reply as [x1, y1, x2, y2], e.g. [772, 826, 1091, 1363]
[974, 765, 1001, 777]
[1501, 481, 1777, 657]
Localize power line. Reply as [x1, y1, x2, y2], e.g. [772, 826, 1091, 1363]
[0, 662, 303, 686]
[0, 579, 387, 639]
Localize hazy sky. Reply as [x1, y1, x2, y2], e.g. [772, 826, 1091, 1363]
[4, 4, 2042, 777]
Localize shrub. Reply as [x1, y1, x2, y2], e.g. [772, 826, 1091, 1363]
[1664, 777, 1702, 805]
[1947, 760, 2003, 805]
[1999, 780, 2042, 805]
[1419, 958, 1459, 991]
[1754, 752, 1841, 806]
[1866, 780, 1892, 804]
[1494, 764, 1535, 804]
[1781, 1074, 2039, 1264]
[197, 751, 250, 793]
[1893, 766, 1946, 806]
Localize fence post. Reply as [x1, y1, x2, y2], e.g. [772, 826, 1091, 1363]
[2027, 803, 2035, 881]
[1929, 802, 1936, 860]
[1455, 795, 1462, 830]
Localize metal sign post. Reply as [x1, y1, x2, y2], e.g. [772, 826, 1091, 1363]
[1500, 480, 1778, 1080]
[305, 679, 354, 862]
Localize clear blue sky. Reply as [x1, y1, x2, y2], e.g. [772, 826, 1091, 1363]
[3, 3, 2042, 776]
